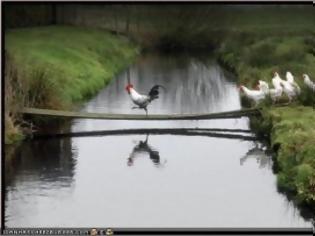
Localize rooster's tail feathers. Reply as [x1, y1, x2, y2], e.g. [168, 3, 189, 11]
[148, 85, 166, 101]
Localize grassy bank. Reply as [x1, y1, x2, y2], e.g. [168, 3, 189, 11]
[5, 26, 139, 144]
[217, 28, 315, 208]
[269, 107, 315, 206]
[4, 6, 315, 210]
[251, 107, 315, 207]
[217, 31, 315, 87]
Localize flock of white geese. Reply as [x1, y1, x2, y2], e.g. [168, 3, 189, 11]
[239, 72, 315, 105]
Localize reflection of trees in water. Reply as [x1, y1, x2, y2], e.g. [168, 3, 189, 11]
[240, 142, 272, 168]
[4, 132, 77, 226]
[5, 145, 20, 187]
[5, 135, 77, 189]
[135, 55, 233, 113]
[92, 53, 236, 114]
[127, 134, 166, 167]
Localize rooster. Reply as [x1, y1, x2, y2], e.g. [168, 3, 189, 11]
[125, 83, 165, 115]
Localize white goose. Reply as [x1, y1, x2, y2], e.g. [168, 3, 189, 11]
[272, 72, 284, 95]
[273, 72, 296, 102]
[258, 80, 282, 103]
[281, 81, 297, 102]
[286, 71, 294, 83]
[272, 72, 283, 85]
[239, 85, 265, 105]
[302, 74, 315, 92]
[286, 71, 301, 95]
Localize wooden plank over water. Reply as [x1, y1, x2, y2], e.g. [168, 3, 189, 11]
[21, 107, 261, 120]
[32, 128, 257, 141]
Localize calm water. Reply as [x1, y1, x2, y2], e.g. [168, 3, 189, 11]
[5, 53, 312, 227]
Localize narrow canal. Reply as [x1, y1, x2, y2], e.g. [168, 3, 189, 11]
[5, 53, 312, 227]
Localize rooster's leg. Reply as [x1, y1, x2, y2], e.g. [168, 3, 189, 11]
[144, 107, 148, 116]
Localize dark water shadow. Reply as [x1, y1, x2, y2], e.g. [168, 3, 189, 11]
[5, 137, 77, 189]
[30, 128, 258, 141]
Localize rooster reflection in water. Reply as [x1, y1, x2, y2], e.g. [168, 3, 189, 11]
[127, 134, 166, 167]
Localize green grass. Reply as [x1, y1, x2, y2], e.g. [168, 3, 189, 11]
[5, 26, 139, 109]
[4, 7, 315, 208]
[218, 34, 315, 87]
[214, 7, 315, 85]
[4, 26, 139, 144]
[213, 10, 315, 208]
[220, 31, 315, 208]
[262, 106, 315, 205]
[4, 115, 24, 145]
[218, 31, 315, 107]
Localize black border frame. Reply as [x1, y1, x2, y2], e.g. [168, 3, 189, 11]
[1, 1, 315, 235]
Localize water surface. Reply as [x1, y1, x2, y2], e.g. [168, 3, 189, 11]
[5, 53, 312, 227]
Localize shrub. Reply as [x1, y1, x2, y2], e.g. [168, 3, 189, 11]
[244, 40, 276, 68]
